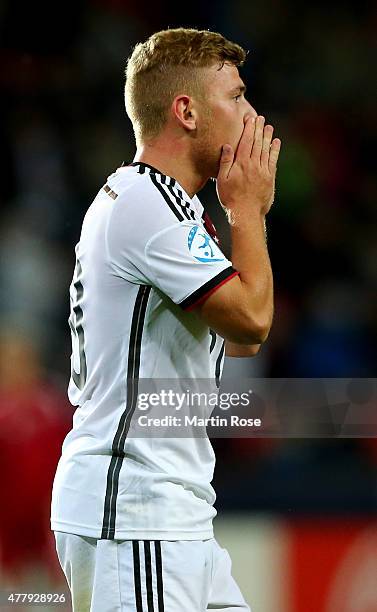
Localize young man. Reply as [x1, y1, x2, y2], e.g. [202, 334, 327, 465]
[51, 28, 281, 611]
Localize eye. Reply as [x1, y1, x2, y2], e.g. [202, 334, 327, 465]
[234, 94, 241, 102]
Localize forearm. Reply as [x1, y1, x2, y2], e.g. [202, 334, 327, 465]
[202, 114, 280, 346]
[229, 208, 274, 337]
[225, 341, 261, 357]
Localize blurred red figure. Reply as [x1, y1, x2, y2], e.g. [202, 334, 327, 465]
[0, 331, 71, 584]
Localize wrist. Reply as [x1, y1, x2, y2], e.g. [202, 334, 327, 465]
[226, 206, 266, 228]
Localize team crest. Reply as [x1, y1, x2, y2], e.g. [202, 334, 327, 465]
[187, 225, 225, 263]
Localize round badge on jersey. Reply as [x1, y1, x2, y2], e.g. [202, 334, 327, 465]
[187, 225, 225, 263]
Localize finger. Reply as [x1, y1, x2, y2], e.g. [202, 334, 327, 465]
[251, 115, 265, 163]
[218, 144, 235, 180]
[235, 115, 256, 162]
[260, 124, 274, 169]
[268, 138, 281, 173]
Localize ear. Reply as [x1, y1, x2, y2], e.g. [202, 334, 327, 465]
[172, 95, 197, 132]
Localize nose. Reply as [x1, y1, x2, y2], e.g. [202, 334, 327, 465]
[245, 101, 257, 119]
[246, 102, 258, 117]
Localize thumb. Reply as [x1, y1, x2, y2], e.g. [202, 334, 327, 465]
[218, 144, 234, 179]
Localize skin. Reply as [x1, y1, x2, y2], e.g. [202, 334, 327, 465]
[134, 62, 259, 197]
[133, 62, 281, 356]
[214, 113, 280, 354]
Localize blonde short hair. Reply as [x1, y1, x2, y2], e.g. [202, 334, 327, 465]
[125, 28, 247, 143]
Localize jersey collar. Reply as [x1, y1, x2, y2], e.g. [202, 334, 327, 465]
[128, 162, 204, 218]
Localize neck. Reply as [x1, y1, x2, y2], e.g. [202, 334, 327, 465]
[133, 139, 208, 198]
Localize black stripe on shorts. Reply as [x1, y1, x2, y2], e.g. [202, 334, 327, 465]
[132, 541, 165, 612]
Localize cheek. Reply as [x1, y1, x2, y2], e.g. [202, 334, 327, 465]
[223, 106, 244, 139]
[236, 121, 245, 143]
[228, 117, 245, 150]
[206, 104, 243, 148]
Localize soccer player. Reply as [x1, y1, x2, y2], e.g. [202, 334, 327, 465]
[51, 28, 281, 611]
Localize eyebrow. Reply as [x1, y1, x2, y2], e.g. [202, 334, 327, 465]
[230, 84, 247, 95]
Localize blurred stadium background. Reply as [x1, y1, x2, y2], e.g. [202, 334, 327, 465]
[0, 1, 376, 610]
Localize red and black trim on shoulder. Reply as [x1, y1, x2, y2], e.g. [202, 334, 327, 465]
[202, 211, 221, 246]
[180, 266, 239, 312]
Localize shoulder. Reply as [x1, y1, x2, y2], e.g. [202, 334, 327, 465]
[106, 163, 203, 234]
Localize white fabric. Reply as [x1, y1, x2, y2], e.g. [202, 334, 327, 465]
[51, 164, 236, 541]
[55, 531, 251, 612]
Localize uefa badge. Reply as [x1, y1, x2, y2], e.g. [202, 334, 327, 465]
[187, 226, 225, 263]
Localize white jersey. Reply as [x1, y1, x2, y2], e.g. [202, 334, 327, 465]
[51, 162, 238, 540]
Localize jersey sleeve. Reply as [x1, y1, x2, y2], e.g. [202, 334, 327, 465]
[144, 221, 239, 311]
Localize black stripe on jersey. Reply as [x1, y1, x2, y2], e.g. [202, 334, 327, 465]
[157, 173, 196, 221]
[103, 183, 118, 199]
[101, 285, 151, 540]
[144, 541, 155, 612]
[215, 340, 225, 388]
[133, 541, 143, 612]
[155, 173, 195, 223]
[130, 161, 161, 174]
[165, 182, 192, 221]
[131, 162, 198, 222]
[174, 185, 197, 221]
[179, 266, 238, 311]
[149, 173, 185, 222]
[154, 541, 165, 612]
[69, 259, 87, 390]
[209, 330, 217, 353]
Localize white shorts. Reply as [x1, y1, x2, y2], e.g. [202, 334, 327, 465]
[54, 532, 251, 612]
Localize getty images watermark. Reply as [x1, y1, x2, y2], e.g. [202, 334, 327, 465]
[137, 388, 261, 429]
[125, 378, 377, 438]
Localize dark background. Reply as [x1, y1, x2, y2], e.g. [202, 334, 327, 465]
[0, 0, 376, 588]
